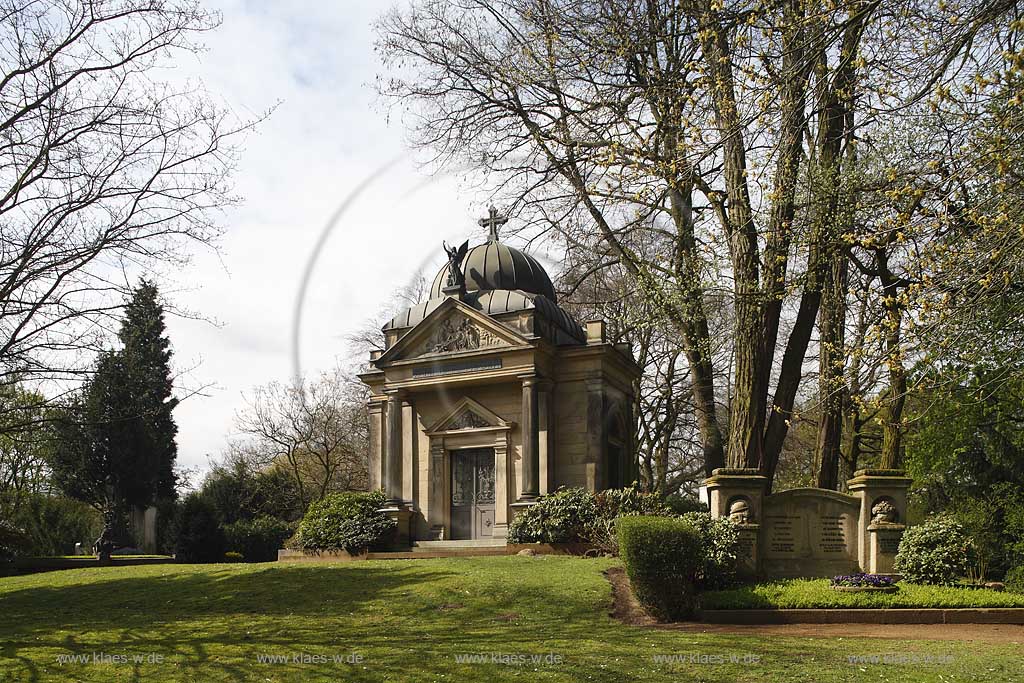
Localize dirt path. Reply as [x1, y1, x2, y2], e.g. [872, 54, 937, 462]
[604, 567, 1024, 644]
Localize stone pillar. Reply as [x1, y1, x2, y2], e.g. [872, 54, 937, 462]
[585, 376, 606, 490]
[401, 398, 416, 504]
[519, 375, 540, 501]
[538, 380, 552, 495]
[367, 400, 385, 492]
[493, 438, 510, 538]
[705, 468, 768, 575]
[384, 391, 404, 505]
[847, 469, 912, 573]
[428, 440, 446, 540]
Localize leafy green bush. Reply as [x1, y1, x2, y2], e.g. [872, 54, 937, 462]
[617, 515, 702, 621]
[589, 485, 671, 554]
[1, 492, 102, 556]
[1005, 566, 1024, 594]
[223, 516, 292, 562]
[297, 490, 396, 553]
[0, 518, 30, 561]
[224, 551, 245, 563]
[507, 487, 598, 544]
[664, 494, 708, 515]
[894, 514, 974, 585]
[175, 494, 226, 563]
[679, 511, 742, 589]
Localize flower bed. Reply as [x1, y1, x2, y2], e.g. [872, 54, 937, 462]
[830, 573, 899, 593]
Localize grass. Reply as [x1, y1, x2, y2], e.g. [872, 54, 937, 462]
[0, 557, 1020, 682]
[701, 579, 1024, 609]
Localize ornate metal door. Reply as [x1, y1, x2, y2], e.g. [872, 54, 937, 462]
[450, 448, 496, 539]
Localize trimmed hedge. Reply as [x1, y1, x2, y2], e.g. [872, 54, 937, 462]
[617, 515, 702, 621]
[297, 490, 396, 553]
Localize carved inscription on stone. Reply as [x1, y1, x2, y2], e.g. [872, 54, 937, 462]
[764, 514, 801, 555]
[413, 315, 503, 356]
[817, 514, 848, 554]
[878, 535, 901, 555]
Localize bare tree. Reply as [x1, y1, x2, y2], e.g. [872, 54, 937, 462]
[234, 372, 369, 510]
[376, 0, 1017, 488]
[0, 0, 261, 389]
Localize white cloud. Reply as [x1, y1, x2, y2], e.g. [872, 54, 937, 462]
[164, 0, 485, 478]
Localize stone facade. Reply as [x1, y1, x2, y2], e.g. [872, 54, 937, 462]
[706, 468, 912, 577]
[359, 223, 640, 545]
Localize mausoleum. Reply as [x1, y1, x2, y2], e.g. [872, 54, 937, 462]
[359, 209, 640, 544]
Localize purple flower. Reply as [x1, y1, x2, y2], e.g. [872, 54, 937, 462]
[830, 573, 895, 587]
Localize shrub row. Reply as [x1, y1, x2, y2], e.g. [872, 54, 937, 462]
[506, 484, 679, 552]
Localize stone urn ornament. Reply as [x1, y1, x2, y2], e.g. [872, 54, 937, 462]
[870, 499, 899, 525]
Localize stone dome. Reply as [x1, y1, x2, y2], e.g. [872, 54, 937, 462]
[429, 238, 557, 302]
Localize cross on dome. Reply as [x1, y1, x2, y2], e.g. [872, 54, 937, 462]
[478, 205, 507, 242]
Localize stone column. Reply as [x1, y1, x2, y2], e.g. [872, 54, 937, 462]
[367, 400, 385, 492]
[428, 439, 446, 539]
[493, 437, 510, 538]
[384, 391, 403, 505]
[401, 398, 416, 504]
[705, 468, 768, 575]
[519, 375, 540, 501]
[847, 469, 912, 573]
[538, 381, 553, 496]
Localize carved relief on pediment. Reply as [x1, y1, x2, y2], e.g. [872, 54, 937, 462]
[445, 410, 491, 430]
[411, 315, 504, 357]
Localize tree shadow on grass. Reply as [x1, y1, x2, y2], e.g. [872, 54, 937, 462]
[0, 558, 906, 683]
[0, 559, 663, 682]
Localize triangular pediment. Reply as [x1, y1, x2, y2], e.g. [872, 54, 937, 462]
[426, 397, 512, 434]
[377, 298, 528, 364]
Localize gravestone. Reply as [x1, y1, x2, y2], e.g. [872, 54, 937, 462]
[760, 489, 860, 577]
[705, 468, 912, 578]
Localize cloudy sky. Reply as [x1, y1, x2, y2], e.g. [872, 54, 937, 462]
[162, 0, 496, 480]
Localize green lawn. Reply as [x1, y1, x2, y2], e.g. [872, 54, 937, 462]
[0, 557, 1021, 682]
[701, 579, 1024, 609]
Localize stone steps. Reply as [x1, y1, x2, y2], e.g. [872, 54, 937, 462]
[364, 538, 509, 560]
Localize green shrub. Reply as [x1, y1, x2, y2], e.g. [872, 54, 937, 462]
[1005, 566, 1024, 594]
[617, 515, 702, 621]
[1, 492, 102, 556]
[223, 516, 292, 562]
[680, 511, 742, 589]
[175, 494, 226, 563]
[589, 485, 672, 554]
[665, 494, 709, 515]
[507, 488, 598, 544]
[224, 551, 245, 563]
[0, 518, 31, 561]
[297, 490, 396, 553]
[894, 514, 975, 585]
